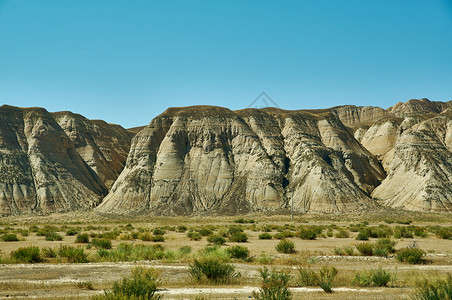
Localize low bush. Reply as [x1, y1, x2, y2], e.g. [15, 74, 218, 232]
[273, 230, 294, 239]
[370, 267, 392, 287]
[189, 256, 239, 284]
[1, 233, 19, 242]
[198, 228, 213, 236]
[396, 247, 425, 264]
[66, 228, 79, 236]
[411, 275, 452, 300]
[152, 228, 165, 236]
[92, 238, 112, 249]
[150, 235, 165, 242]
[276, 239, 295, 254]
[207, 234, 226, 245]
[228, 232, 248, 243]
[95, 266, 162, 300]
[353, 271, 372, 287]
[394, 226, 414, 239]
[75, 233, 90, 243]
[42, 247, 57, 258]
[253, 267, 292, 300]
[258, 232, 272, 240]
[356, 232, 369, 240]
[335, 230, 349, 238]
[187, 231, 201, 241]
[298, 228, 317, 240]
[226, 245, 250, 261]
[11, 246, 43, 263]
[334, 246, 354, 256]
[297, 266, 319, 286]
[319, 266, 337, 293]
[58, 245, 89, 263]
[45, 232, 63, 241]
[234, 218, 255, 224]
[256, 253, 274, 265]
[179, 246, 192, 254]
[356, 242, 374, 256]
[176, 225, 187, 232]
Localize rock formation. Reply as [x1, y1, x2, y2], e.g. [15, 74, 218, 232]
[0, 105, 131, 216]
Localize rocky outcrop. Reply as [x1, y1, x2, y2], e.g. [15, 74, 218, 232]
[0, 105, 131, 216]
[98, 106, 385, 215]
[53, 112, 132, 188]
[387, 98, 452, 117]
[372, 108, 452, 212]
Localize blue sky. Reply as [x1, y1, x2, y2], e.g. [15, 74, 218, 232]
[0, 0, 451, 128]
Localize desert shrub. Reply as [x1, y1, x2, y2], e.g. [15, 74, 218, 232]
[227, 226, 244, 235]
[396, 247, 425, 264]
[1, 233, 19, 242]
[189, 256, 239, 284]
[92, 238, 112, 249]
[334, 246, 354, 256]
[95, 244, 165, 262]
[261, 225, 272, 232]
[273, 231, 294, 239]
[152, 228, 165, 236]
[353, 271, 372, 287]
[297, 266, 319, 286]
[58, 245, 89, 263]
[298, 228, 317, 240]
[370, 267, 392, 287]
[45, 232, 63, 241]
[124, 224, 134, 230]
[198, 228, 213, 236]
[411, 274, 452, 300]
[119, 233, 134, 241]
[356, 232, 369, 240]
[326, 228, 334, 237]
[97, 266, 162, 300]
[373, 238, 397, 256]
[276, 239, 295, 254]
[185, 230, 202, 240]
[335, 230, 349, 238]
[42, 247, 57, 258]
[434, 227, 452, 240]
[356, 242, 374, 256]
[319, 266, 337, 293]
[29, 225, 39, 232]
[11, 246, 42, 263]
[226, 245, 250, 261]
[396, 220, 412, 225]
[253, 267, 292, 300]
[139, 232, 152, 241]
[176, 225, 187, 232]
[413, 227, 428, 238]
[228, 232, 248, 243]
[259, 232, 272, 240]
[394, 226, 414, 239]
[234, 218, 255, 224]
[75, 233, 90, 243]
[207, 234, 226, 245]
[179, 246, 192, 254]
[150, 235, 165, 242]
[257, 253, 274, 265]
[66, 228, 79, 236]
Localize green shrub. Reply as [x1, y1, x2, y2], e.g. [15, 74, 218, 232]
[58, 245, 89, 263]
[297, 266, 319, 286]
[273, 231, 294, 239]
[176, 225, 187, 232]
[234, 218, 255, 224]
[435, 228, 452, 240]
[11, 246, 43, 263]
[373, 238, 397, 257]
[319, 266, 337, 293]
[370, 267, 392, 287]
[187, 231, 201, 241]
[297, 228, 317, 240]
[45, 232, 63, 241]
[276, 239, 295, 254]
[198, 228, 213, 236]
[1, 233, 19, 242]
[92, 238, 112, 249]
[150, 235, 165, 242]
[253, 267, 292, 300]
[356, 232, 369, 240]
[353, 271, 372, 287]
[139, 232, 152, 241]
[179, 246, 192, 254]
[394, 226, 414, 239]
[259, 232, 272, 240]
[335, 230, 349, 238]
[396, 247, 425, 264]
[226, 245, 250, 261]
[66, 228, 79, 236]
[42, 247, 57, 258]
[75, 233, 90, 243]
[189, 256, 239, 283]
[152, 228, 165, 236]
[411, 275, 452, 300]
[228, 232, 248, 243]
[257, 253, 274, 265]
[207, 234, 226, 245]
[334, 246, 354, 256]
[96, 266, 162, 300]
[356, 242, 374, 256]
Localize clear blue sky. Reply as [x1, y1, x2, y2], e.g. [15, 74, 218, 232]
[1, 0, 451, 128]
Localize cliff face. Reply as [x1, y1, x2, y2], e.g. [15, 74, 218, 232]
[53, 112, 131, 188]
[98, 106, 385, 215]
[0, 105, 131, 216]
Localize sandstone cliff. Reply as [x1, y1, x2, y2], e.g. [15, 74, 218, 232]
[0, 105, 131, 216]
[98, 106, 385, 215]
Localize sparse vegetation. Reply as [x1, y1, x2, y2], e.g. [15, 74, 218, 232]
[396, 247, 425, 264]
[189, 256, 239, 284]
[253, 267, 292, 300]
[276, 239, 295, 254]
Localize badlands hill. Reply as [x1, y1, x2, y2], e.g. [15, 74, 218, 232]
[0, 98, 451, 216]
